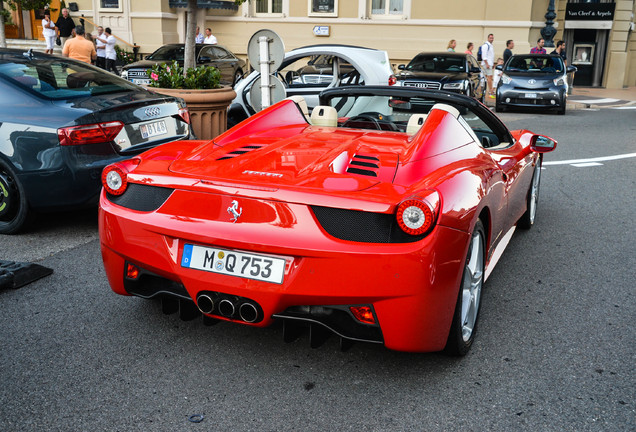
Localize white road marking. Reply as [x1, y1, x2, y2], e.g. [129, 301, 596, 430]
[543, 152, 636, 166]
[571, 98, 620, 104]
[572, 162, 603, 168]
[484, 226, 516, 282]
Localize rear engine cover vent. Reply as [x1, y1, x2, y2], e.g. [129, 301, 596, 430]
[217, 145, 265, 161]
[347, 154, 380, 177]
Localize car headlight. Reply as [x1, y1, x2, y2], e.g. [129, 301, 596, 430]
[501, 74, 512, 85]
[553, 77, 565, 86]
[443, 81, 466, 90]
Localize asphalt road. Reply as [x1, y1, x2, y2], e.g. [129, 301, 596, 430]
[1, 107, 635, 431]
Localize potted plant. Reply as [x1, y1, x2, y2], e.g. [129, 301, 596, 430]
[146, 60, 236, 140]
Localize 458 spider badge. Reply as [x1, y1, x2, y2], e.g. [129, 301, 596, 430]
[227, 200, 242, 223]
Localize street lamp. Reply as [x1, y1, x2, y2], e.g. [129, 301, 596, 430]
[541, 0, 557, 48]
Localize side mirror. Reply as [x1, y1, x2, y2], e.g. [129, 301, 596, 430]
[470, 66, 482, 73]
[530, 135, 557, 153]
[398, 64, 406, 70]
[495, 64, 503, 71]
[566, 65, 577, 73]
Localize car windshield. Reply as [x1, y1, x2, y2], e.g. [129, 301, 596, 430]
[148, 45, 185, 61]
[0, 56, 138, 99]
[406, 55, 466, 73]
[505, 55, 564, 73]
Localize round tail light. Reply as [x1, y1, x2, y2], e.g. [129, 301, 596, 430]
[101, 159, 140, 196]
[396, 193, 439, 236]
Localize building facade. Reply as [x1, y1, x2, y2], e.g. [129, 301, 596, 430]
[6, 0, 636, 88]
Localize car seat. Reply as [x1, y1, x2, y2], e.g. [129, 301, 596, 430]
[310, 105, 338, 127]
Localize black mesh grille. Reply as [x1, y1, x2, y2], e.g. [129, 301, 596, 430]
[311, 206, 424, 243]
[107, 183, 174, 212]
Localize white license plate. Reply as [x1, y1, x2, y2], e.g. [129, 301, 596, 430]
[181, 244, 286, 284]
[132, 78, 150, 85]
[525, 93, 538, 99]
[140, 120, 167, 139]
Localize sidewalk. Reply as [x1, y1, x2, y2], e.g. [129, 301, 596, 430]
[568, 86, 636, 109]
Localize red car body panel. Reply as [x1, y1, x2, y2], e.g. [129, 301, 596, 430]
[99, 93, 551, 353]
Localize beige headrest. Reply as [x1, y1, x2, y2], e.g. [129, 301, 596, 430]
[310, 105, 338, 127]
[406, 114, 428, 135]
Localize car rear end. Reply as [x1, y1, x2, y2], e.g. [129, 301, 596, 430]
[0, 51, 192, 211]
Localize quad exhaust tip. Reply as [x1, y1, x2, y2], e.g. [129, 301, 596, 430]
[217, 299, 236, 317]
[196, 294, 215, 315]
[239, 302, 259, 323]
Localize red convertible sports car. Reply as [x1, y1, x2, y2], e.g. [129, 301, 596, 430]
[99, 86, 556, 354]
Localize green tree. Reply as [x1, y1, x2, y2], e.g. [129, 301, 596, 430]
[0, 0, 51, 48]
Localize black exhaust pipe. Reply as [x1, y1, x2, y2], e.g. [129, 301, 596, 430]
[239, 302, 259, 323]
[196, 294, 215, 314]
[217, 298, 236, 317]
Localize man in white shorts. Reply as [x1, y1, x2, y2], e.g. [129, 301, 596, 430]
[480, 33, 495, 98]
[42, 11, 57, 54]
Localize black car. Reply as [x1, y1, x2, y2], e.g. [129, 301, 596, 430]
[396, 52, 486, 102]
[0, 49, 192, 234]
[495, 54, 577, 115]
[121, 44, 246, 87]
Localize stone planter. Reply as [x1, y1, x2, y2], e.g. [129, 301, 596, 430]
[150, 86, 236, 141]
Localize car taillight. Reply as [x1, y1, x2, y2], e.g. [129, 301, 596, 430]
[388, 75, 397, 86]
[57, 121, 124, 146]
[177, 107, 191, 124]
[101, 158, 140, 196]
[396, 192, 440, 236]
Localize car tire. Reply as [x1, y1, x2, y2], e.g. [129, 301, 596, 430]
[444, 219, 485, 356]
[518, 159, 542, 229]
[232, 69, 243, 87]
[495, 102, 505, 113]
[557, 98, 566, 115]
[0, 160, 32, 234]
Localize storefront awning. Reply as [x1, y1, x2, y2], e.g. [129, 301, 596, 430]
[168, 0, 238, 10]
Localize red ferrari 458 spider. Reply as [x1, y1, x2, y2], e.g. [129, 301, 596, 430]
[99, 86, 556, 354]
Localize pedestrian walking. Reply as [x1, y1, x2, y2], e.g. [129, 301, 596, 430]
[195, 26, 204, 44]
[465, 42, 474, 56]
[204, 28, 217, 44]
[447, 39, 456, 52]
[94, 26, 107, 69]
[503, 39, 514, 64]
[530, 38, 546, 54]
[97, 28, 118, 74]
[42, 11, 56, 54]
[480, 34, 495, 97]
[62, 25, 96, 64]
[550, 40, 567, 66]
[55, 8, 75, 49]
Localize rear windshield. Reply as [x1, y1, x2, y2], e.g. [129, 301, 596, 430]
[406, 55, 466, 73]
[505, 55, 564, 73]
[0, 56, 138, 99]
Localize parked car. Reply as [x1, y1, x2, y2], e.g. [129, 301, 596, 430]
[121, 43, 246, 87]
[495, 54, 577, 114]
[99, 86, 557, 354]
[0, 48, 192, 234]
[228, 45, 395, 127]
[396, 52, 486, 102]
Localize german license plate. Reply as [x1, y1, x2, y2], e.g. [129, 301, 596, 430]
[181, 244, 286, 284]
[525, 93, 537, 99]
[132, 78, 150, 85]
[140, 120, 167, 139]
